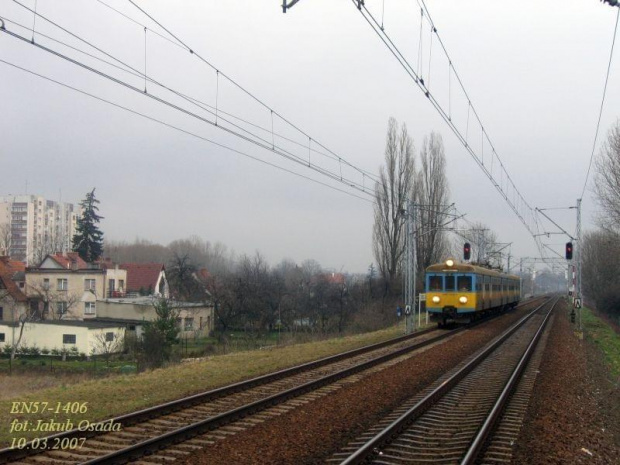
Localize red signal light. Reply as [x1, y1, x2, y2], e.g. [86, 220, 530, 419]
[565, 242, 573, 260]
[464, 242, 471, 261]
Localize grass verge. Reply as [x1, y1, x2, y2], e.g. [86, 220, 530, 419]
[582, 306, 620, 379]
[0, 324, 404, 447]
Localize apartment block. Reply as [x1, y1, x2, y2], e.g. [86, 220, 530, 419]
[0, 195, 79, 265]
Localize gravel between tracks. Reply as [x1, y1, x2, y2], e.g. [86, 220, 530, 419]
[178, 305, 539, 465]
[513, 299, 620, 464]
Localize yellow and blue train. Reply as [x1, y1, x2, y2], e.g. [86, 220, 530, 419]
[425, 259, 521, 325]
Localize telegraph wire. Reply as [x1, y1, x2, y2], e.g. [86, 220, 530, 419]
[580, 8, 620, 200]
[0, 57, 375, 205]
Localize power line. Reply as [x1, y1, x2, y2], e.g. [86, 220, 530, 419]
[580, 8, 620, 200]
[350, 0, 550, 259]
[124, 0, 378, 183]
[0, 57, 375, 205]
[0, 13, 359, 172]
[7, 0, 379, 192]
[0, 16, 375, 197]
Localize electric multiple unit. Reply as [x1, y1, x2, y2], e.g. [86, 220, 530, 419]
[425, 259, 520, 325]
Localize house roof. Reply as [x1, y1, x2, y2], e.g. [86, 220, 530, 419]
[46, 252, 89, 270]
[119, 263, 165, 292]
[0, 256, 26, 274]
[326, 273, 346, 285]
[0, 261, 27, 302]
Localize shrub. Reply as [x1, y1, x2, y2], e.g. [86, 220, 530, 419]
[41, 347, 50, 355]
[26, 345, 41, 356]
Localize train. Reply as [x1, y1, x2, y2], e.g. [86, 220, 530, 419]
[425, 259, 521, 326]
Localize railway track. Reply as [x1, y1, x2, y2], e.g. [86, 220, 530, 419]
[331, 297, 557, 465]
[1, 324, 460, 464]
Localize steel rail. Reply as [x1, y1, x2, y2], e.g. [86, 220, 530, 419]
[79, 327, 464, 463]
[0, 298, 542, 464]
[460, 297, 559, 464]
[340, 297, 552, 465]
[0, 325, 440, 464]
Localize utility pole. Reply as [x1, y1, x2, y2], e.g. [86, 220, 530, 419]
[404, 199, 415, 334]
[576, 198, 582, 331]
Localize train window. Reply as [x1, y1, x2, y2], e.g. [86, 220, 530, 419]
[457, 276, 472, 291]
[444, 275, 455, 291]
[429, 275, 442, 291]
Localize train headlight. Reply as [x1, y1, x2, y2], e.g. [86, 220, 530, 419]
[432, 296, 440, 304]
[445, 259, 454, 267]
[459, 296, 468, 304]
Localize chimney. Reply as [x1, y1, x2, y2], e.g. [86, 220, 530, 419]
[71, 259, 78, 271]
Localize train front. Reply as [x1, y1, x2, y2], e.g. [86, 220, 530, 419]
[425, 259, 477, 325]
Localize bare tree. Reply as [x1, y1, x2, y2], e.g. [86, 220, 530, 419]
[456, 221, 498, 265]
[91, 329, 125, 367]
[414, 132, 451, 273]
[594, 120, 620, 231]
[373, 118, 415, 296]
[0, 223, 11, 256]
[26, 282, 82, 320]
[31, 228, 69, 266]
[582, 230, 620, 317]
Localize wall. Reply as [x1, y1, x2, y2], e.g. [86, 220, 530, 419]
[0, 322, 125, 355]
[25, 270, 105, 319]
[96, 299, 214, 336]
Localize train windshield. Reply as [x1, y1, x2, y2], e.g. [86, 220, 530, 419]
[444, 275, 455, 291]
[428, 275, 442, 291]
[457, 276, 473, 291]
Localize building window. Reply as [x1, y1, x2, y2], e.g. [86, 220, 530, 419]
[128, 325, 136, 331]
[119, 279, 125, 290]
[0, 333, 4, 342]
[184, 317, 194, 331]
[43, 278, 50, 289]
[57, 279, 68, 291]
[84, 302, 96, 315]
[84, 279, 96, 291]
[105, 332, 114, 342]
[0, 307, 3, 320]
[56, 301, 68, 316]
[63, 334, 76, 344]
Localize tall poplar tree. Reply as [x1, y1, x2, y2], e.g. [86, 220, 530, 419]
[73, 188, 104, 262]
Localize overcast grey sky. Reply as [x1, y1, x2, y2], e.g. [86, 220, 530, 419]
[1, 0, 618, 273]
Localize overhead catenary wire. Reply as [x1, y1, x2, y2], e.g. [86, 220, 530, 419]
[0, 13, 354, 166]
[1, 8, 377, 198]
[351, 0, 546, 259]
[8, 0, 380, 185]
[124, 0, 377, 183]
[1, 2, 497, 242]
[0, 57, 375, 205]
[580, 8, 620, 200]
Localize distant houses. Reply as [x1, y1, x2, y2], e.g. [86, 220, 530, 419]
[0, 252, 214, 356]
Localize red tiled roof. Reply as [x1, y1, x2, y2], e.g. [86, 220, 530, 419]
[95, 257, 116, 270]
[119, 263, 165, 293]
[47, 252, 89, 270]
[0, 256, 26, 274]
[325, 273, 346, 285]
[0, 261, 27, 302]
[196, 268, 212, 282]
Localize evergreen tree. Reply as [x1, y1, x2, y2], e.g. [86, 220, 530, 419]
[72, 188, 104, 262]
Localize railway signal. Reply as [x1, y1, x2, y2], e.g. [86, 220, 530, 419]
[565, 242, 573, 260]
[463, 243, 471, 261]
